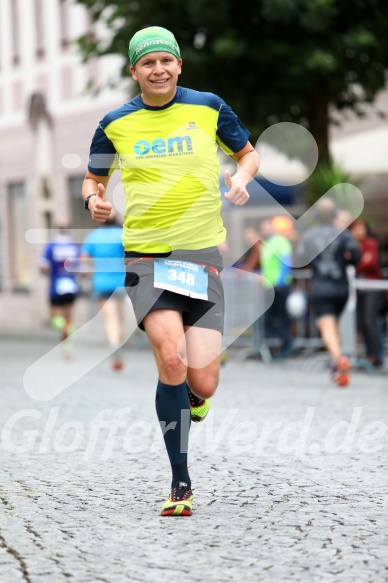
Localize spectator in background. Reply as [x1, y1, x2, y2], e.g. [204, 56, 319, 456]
[81, 214, 126, 371]
[272, 215, 298, 244]
[259, 217, 293, 359]
[234, 226, 261, 273]
[40, 222, 80, 357]
[349, 218, 384, 367]
[333, 209, 353, 232]
[297, 199, 360, 386]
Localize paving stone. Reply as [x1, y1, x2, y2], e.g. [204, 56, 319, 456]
[0, 333, 387, 582]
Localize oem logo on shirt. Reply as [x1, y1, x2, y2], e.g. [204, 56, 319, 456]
[134, 135, 193, 158]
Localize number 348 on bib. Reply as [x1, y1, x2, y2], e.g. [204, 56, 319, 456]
[154, 259, 208, 300]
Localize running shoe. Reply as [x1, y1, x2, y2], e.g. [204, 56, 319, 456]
[111, 347, 124, 371]
[187, 389, 210, 423]
[63, 326, 75, 360]
[111, 359, 124, 371]
[161, 482, 193, 516]
[333, 355, 351, 387]
[51, 315, 65, 331]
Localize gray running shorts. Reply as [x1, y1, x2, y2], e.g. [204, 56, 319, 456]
[125, 258, 224, 333]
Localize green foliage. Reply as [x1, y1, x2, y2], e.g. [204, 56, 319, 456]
[74, 0, 388, 161]
[307, 161, 353, 204]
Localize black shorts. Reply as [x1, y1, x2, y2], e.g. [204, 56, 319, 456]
[310, 295, 348, 319]
[50, 293, 77, 307]
[125, 259, 224, 333]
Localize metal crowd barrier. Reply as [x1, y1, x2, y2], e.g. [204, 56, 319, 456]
[222, 267, 388, 363]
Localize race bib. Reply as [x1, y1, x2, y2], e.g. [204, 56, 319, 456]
[55, 277, 78, 295]
[154, 259, 208, 300]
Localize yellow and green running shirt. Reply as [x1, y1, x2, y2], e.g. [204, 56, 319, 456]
[88, 86, 250, 253]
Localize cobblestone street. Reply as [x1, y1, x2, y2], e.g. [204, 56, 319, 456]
[1, 331, 387, 582]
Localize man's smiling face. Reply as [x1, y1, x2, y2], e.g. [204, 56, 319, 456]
[130, 52, 182, 106]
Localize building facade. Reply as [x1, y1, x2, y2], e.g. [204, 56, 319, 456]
[0, 0, 129, 328]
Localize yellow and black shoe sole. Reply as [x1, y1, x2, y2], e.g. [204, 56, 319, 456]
[161, 503, 192, 516]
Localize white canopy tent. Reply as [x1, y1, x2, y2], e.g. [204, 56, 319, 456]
[331, 124, 388, 176]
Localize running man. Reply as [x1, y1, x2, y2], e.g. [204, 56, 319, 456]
[297, 199, 361, 386]
[40, 222, 80, 357]
[81, 214, 126, 371]
[82, 26, 259, 515]
[258, 218, 294, 359]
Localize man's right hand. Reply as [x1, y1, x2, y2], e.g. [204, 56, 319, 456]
[89, 183, 113, 223]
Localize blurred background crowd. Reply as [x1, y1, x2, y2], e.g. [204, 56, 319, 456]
[0, 0, 387, 371]
[224, 208, 387, 372]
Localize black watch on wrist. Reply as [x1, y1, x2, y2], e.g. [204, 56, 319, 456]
[84, 193, 97, 210]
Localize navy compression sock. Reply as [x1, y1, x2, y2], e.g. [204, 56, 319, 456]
[187, 384, 206, 405]
[155, 380, 191, 489]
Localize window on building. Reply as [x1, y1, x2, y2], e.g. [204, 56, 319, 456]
[12, 81, 23, 112]
[69, 176, 96, 232]
[11, 0, 20, 65]
[59, 0, 70, 48]
[8, 182, 32, 290]
[34, 0, 45, 58]
[84, 8, 97, 45]
[61, 67, 73, 101]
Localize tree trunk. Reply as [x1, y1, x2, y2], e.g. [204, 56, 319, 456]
[310, 78, 330, 163]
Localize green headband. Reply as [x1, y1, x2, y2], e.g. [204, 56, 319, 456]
[128, 26, 181, 66]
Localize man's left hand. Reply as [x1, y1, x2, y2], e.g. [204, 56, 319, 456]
[223, 171, 250, 206]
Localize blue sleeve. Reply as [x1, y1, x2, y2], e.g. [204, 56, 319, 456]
[81, 234, 93, 257]
[88, 125, 119, 177]
[216, 99, 250, 155]
[278, 255, 292, 284]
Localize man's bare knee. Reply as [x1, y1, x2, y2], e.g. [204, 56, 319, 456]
[163, 353, 186, 375]
[189, 375, 219, 400]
